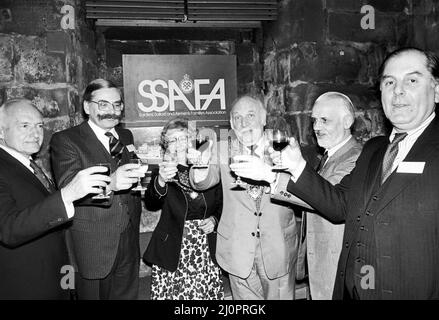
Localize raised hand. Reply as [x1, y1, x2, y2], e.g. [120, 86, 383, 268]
[61, 166, 111, 202]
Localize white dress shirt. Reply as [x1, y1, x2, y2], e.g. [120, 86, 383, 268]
[87, 119, 119, 153]
[0, 144, 74, 218]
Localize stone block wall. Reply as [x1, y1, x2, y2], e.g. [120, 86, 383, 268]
[98, 36, 261, 96]
[262, 0, 438, 146]
[0, 0, 98, 171]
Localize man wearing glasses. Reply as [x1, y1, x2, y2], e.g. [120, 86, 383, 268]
[50, 79, 144, 299]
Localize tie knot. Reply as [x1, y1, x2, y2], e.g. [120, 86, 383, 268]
[391, 132, 408, 145]
[105, 131, 115, 139]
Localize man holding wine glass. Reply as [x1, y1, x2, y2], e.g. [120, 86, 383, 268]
[50, 79, 145, 300]
[259, 92, 362, 300]
[0, 98, 111, 299]
[190, 95, 299, 300]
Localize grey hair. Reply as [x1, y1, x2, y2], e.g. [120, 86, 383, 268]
[314, 91, 355, 123]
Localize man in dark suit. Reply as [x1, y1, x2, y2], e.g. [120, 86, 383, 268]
[50, 79, 145, 300]
[263, 47, 439, 299]
[0, 98, 110, 299]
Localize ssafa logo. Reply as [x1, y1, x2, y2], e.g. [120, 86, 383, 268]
[137, 74, 226, 113]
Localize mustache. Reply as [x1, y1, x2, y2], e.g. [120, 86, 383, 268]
[97, 114, 123, 121]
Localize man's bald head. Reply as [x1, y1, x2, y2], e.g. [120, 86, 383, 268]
[311, 92, 356, 149]
[0, 99, 44, 157]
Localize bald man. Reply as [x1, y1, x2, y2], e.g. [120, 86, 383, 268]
[270, 92, 363, 299]
[0, 99, 110, 299]
[190, 95, 298, 300]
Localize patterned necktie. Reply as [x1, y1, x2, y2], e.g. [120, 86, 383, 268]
[105, 132, 124, 162]
[316, 151, 328, 173]
[381, 132, 408, 184]
[30, 160, 56, 193]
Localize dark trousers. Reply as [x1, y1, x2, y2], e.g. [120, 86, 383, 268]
[75, 223, 140, 300]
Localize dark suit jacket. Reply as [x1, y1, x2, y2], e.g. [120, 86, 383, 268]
[50, 122, 141, 279]
[287, 117, 439, 299]
[0, 148, 70, 299]
[143, 169, 222, 271]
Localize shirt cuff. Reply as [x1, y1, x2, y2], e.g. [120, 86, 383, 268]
[290, 160, 307, 183]
[270, 173, 280, 194]
[60, 191, 75, 219]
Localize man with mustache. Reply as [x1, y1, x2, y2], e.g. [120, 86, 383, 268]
[191, 95, 298, 300]
[238, 47, 439, 299]
[50, 79, 145, 299]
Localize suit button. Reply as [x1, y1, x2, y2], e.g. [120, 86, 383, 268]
[254, 212, 258, 216]
[360, 226, 365, 231]
[251, 232, 255, 237]
[259, 212, 262, 217]
[356, 216, 361, 222]
[372, 195, 379, 201]
[345, 242, 349, 248]
[366, 210, 371, 216]
[340, 271, 344, 277]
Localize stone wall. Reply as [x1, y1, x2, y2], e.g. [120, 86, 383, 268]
[97, 32, 261, 95]
[262, 0, 439, 146]
[0, 0, 98, 171]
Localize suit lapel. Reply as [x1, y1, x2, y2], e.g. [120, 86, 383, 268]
[363, 139, 388, 206]
[0, 149, 50, 195]
[79, 122, 114, 165]
[373, 117, 439, 216]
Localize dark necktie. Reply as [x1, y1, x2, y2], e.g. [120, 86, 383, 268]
[381, 132, 408, 184]
[30, 160, 56, 193]
[105, 132, 124, 162]
[316, 151, 328, 173]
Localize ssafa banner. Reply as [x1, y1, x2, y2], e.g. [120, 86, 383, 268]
[122, 54, 237, 126]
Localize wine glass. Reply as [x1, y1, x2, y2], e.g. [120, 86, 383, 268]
[130, 158, 148, 192]
[192, 133, 210, 169]
[162, 145, 179, 183]
[92, 162, 111, 199]
[271, 129, 290, 172]
[228, 136, 246, 189]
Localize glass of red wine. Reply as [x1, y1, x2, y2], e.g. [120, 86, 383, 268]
[92, 162, 111, 199]
[271, 130, 290, 172]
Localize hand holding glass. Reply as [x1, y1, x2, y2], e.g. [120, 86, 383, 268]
[92, 163, 111, 199]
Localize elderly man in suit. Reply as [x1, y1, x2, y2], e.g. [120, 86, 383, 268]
[50, 79, 145, 300]
[190, 95, 298, 300]
[259, 47, 439, 299]
[270, 92, 363, 300]
[0, 98, 110, 299]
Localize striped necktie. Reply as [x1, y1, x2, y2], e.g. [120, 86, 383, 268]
[105, 132, 124, 162]
[30, 160, 56, 193]
[381, 132, 408, 184]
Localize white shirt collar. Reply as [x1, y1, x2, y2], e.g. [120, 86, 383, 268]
[389, 112, 435, 142]
[0, 143, 32, 172]
[326, 134, 352, 158]
[87, 119, 119, 140]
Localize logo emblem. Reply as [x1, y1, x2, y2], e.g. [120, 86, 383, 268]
[179, 74, 194, 94]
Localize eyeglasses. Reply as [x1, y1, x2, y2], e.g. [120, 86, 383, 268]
[90, 100, 124, 111]
[165, 136, 188, 145]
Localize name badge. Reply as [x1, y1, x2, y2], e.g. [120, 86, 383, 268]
[126, 144, 136, 152]
[396, 161, 425, 174]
